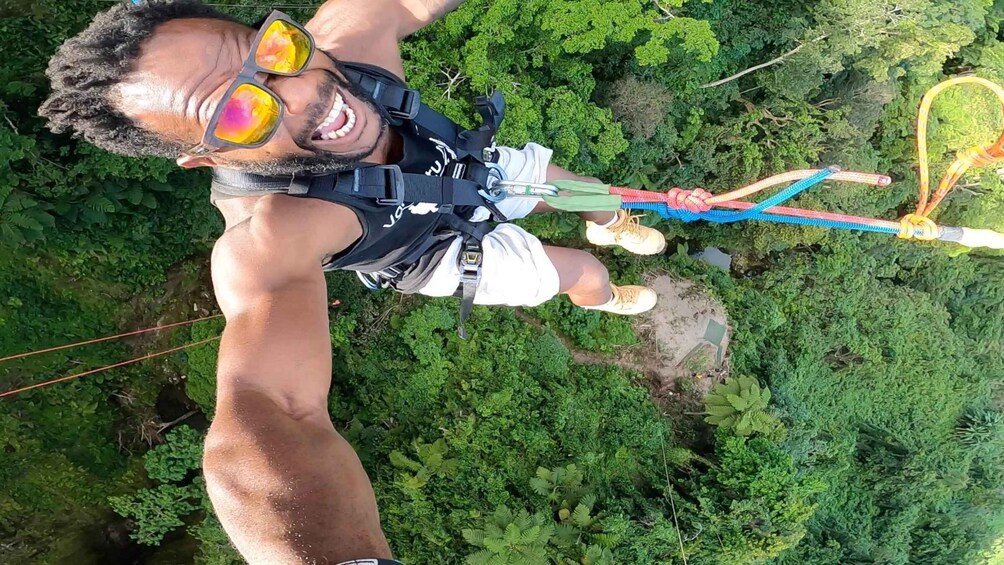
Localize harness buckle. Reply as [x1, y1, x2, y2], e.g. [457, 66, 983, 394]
[459, 240, 483, 282]
[369, 165, 405, 206]
[477, 162, 508, 203]
[483, 146, 499, 163]
[388, 89, 421, 120]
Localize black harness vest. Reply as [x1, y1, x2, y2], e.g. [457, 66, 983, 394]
[210, 62, 507, 337]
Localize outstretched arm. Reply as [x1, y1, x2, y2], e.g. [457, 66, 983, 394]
[203, 197, 391, 563]
[308, 0, 465, 48]
[392, 0, 466, 38]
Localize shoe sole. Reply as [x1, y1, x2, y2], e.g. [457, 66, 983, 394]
[588, 238, 668, 256]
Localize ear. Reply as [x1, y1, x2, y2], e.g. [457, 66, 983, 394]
[176, 154, 219, 169]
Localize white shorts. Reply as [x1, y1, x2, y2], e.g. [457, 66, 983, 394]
[416, 143, 561, 307]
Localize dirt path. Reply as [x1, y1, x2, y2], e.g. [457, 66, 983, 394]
[521, 275, 731, 405]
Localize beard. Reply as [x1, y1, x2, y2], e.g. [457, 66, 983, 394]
[219, 62, 391, 177]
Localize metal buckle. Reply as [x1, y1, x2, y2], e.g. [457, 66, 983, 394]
[477, 163, 508, 203]
[366, 165, 404, 206]
[460, 240, 483, 281]
[357, 272, 386, 290]
[482, 146, 499, 163]
[388, 89, 421, 120]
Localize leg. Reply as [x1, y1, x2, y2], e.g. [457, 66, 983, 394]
[543, 245, 612, 306]
[416, 225, 657, 314]
[543, 245, 658, 314]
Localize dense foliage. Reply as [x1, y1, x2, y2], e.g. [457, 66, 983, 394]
[2, 0, 1003, 563]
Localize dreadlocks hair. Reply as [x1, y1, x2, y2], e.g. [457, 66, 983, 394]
[38, 0, 240, 158]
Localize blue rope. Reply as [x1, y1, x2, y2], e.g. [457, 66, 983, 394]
[621, 166, 900, 236]
[624, 201, 899, 235]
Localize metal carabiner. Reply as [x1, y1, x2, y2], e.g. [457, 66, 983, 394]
[496, 180, 559, 198]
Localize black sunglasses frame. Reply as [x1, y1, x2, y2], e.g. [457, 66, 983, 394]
[186, 11, 315, 156]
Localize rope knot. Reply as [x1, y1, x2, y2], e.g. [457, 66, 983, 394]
[898, 213, 939, 241]
[666, 188, 713, 213]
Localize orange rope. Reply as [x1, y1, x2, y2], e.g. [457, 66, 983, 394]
[0, 336, 221, 399]
[0, 314, 223, 364]
[708, 170, 891, 204]
[914, 76, 1004, 219]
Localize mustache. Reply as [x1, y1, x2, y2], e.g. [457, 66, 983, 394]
[295, 73, 338, 147]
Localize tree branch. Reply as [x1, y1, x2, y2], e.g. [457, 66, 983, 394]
[701, 35, 827, 89]
[652, 0, 676, 20]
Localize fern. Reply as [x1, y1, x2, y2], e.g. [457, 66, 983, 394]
[705, 376, 783, 437]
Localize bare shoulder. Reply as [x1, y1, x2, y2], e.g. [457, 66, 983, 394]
[217, 195, 361, 262]
[306, 0, 406, 78]
[210, 194, 360, 317]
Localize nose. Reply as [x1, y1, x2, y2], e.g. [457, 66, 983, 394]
[268, 70, 326, 117]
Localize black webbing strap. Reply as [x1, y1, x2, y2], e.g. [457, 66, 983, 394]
[437, 216, 491, 340]
[340, 67, 421, 125]
[341, 62, 503, 162]
[213, 166, 495, 210]
[458, 91, 505, 160]
[456, 236, 482, 340]
[294, 165, 494, 209]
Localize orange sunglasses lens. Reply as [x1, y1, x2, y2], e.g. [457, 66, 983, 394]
[213, 83, 281, 145]
[255, 20, 311, 74]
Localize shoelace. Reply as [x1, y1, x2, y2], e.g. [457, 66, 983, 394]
[613, 212, 646, 240]
[612, 285, 641, 306]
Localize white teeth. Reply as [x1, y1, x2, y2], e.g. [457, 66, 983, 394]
[332, 107, 356, 137]
[319, 107, 357, 139]
[315, 93, 346, 133]
[311, 91, 358, 141]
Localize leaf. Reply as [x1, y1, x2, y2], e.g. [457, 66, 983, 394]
[706, 404, 737, 418]
[529, 476, 551, 496]
[553, 523, 578, 547]
[462, 528, 487, 547]
[520, 524, 542, 544]
[141, 192, 158, 209]
[572, 503, 593, 527]
[726, 393, 750, 411]
[85, 195, 116, 213]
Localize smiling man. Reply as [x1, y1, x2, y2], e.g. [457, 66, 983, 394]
[40, 0, 666, 562]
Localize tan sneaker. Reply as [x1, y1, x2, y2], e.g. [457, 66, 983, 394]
[586, 210, 667, 255]
[582, 284, 658, 315]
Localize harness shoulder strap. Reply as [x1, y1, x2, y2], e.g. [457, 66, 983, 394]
[341, 61, 504, 161]
[340, 62, 421, 124]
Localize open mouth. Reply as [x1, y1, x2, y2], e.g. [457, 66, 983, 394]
[312, 92, 357, 141]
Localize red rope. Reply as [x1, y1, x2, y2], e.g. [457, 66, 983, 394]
[0, 336, 221, 399]
[0, 314, 223, 364]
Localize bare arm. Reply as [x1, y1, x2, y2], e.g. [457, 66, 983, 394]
[203, 196, 391, 563]
[392, 0, 466, 38]
[306, 0, 465, 61]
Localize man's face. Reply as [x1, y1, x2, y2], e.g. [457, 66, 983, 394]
[116, 18, 388, 175]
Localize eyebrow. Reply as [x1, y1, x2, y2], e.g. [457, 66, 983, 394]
[195, 27, 256, 128]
